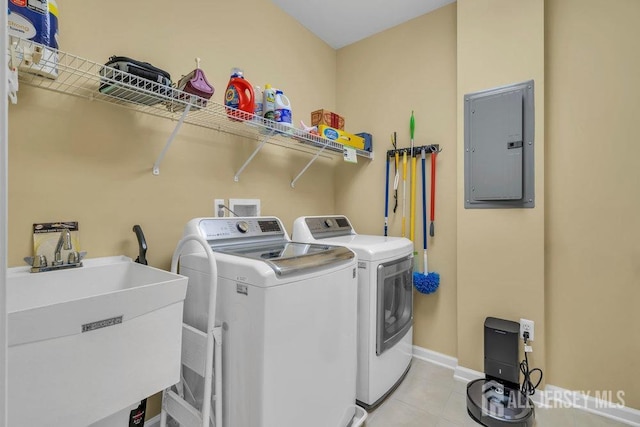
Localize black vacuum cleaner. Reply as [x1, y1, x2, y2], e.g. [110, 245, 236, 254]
[466, 317, 536, 427]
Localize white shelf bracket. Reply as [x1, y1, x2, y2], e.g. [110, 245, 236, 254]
[234, 129, 276, 182]
[152, 103, 192, 175]
[290, 141, 330, 188]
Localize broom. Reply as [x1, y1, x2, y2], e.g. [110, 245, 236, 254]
[401, 149, 408, 238]
[410, 112, 417, 246]
[384, 151, 390, 237]
[413, 147, 440, 294]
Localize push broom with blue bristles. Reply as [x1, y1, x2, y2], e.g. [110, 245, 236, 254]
[413, 146, 440, 293]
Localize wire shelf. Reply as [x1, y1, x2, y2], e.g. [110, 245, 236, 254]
[8, 40, 374, 164]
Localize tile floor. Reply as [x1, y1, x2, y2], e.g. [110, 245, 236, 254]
[363, 358, 630, 427]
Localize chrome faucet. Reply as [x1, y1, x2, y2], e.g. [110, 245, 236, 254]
[52, 228, 72, 266]
[23, 227, 86, 273]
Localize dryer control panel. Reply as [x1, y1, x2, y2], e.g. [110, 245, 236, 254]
[297, 216, 355, 240]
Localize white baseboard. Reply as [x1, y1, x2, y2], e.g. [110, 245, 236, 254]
[412, 345, 639, 426]
[453, 365, 483, 383]
[543, 385, 640, 427]
[412, 345, 457, 370]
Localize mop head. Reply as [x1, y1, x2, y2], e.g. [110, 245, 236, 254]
[413, 271, 440, 294]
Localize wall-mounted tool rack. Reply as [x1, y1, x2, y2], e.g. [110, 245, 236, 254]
[386, 144, 441, 158]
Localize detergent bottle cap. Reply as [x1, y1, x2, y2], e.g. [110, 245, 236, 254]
[276, 89, 283, 94]
[265, 83, 272, 89]
[230, 67, 244, 78]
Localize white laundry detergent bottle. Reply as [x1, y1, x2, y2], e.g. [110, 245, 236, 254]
[263, 84, 276, 122]
[274, 89, 292, 133]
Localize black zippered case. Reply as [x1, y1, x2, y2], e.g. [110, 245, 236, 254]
[99, 56, 172, 106]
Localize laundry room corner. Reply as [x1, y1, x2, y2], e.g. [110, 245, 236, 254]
[334, 3, 459, 359]
[456, 0, 546, 382]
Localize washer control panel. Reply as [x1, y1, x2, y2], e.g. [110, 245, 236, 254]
[197, 217, 284, 241]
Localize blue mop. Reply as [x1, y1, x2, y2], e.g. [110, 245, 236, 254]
[413, 148, 440, 293]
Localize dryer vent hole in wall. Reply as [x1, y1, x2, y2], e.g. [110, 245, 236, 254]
[229, 198, 261, 217]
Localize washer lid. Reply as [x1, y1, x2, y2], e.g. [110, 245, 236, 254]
[292, 216, 413, 261]
[215, 242, 354, 277]
[306, 235, 412, 261]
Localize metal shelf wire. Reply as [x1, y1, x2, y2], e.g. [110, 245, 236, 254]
[8, 39, 372, 184]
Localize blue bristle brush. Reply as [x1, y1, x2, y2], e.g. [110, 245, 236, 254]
[413, 147, 440, 294]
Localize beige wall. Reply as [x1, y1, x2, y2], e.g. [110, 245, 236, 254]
[456, 0, 546, 377]
[546, 0, 640, 409]
[335, 4, 458, 356]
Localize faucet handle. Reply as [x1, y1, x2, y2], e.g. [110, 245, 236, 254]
[67, 251, 79, 265]
[33, 254, 48, 268]
[24, 255, 47, 268]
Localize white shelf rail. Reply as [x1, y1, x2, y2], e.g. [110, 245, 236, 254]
[9, 40, 373, 185]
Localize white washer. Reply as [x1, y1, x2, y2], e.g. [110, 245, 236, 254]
[293, 215, 414, 409]
[179, 217, 359, 427]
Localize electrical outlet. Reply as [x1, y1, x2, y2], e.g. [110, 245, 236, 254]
[520, 318, 534, 341]
[214, 199, 226, 217]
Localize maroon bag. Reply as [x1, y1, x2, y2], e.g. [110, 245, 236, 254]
[173, 58, 214, 110]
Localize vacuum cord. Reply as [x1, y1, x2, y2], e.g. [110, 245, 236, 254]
[520, 333, 543, 396]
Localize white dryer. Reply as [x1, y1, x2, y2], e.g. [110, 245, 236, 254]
[178, 217, 360, 427]
[293, 215, 414, 409]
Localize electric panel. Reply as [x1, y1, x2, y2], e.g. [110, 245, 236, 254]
[464, 80, 535, 209]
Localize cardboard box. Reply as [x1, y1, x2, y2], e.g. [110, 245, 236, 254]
[318, 125, 365, 150]
[311, 109, 345, 130]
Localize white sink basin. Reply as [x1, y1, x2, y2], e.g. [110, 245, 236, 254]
[7, 255, 188, 427]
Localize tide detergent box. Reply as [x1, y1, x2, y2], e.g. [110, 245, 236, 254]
[8, 0, 60, 79]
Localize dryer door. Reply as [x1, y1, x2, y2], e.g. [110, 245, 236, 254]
[376, 255, 413, 356]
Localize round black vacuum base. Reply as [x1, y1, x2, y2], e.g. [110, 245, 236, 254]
[466, 378, 535, 427]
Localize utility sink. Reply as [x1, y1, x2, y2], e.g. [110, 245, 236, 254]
[7, 256, 188, 427]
